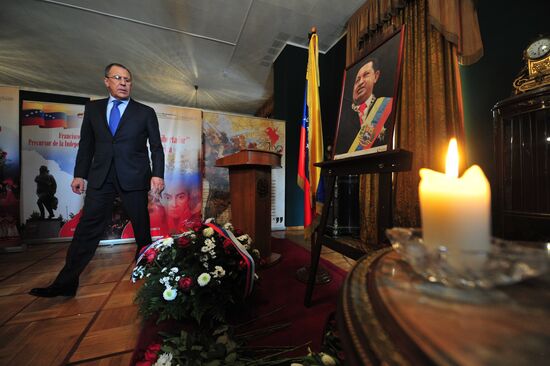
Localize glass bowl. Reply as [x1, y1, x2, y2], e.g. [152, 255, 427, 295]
[386, 227, 550, 289]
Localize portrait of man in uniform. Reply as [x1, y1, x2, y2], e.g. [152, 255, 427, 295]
[333, 29, 404, 159]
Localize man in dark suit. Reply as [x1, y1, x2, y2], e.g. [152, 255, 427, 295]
[30, 63, 165, 297]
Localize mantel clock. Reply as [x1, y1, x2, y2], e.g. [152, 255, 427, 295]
[513, 35, 550, 93]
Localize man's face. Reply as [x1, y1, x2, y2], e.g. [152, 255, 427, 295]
[352, 61, 380, 105]
[104, 65, 132, 100]
[161, 187, 190, 219]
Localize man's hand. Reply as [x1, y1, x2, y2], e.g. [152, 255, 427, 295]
[71, 178, 86, 194]
[150, 177, 165, 195]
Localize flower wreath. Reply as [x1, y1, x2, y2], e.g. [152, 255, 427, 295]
[132, 220, 260, 325]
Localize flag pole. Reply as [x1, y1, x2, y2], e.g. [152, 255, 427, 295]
[295, 26, 332, 286]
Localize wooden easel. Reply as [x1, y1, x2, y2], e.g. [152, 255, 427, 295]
[304, 149, 412, 307]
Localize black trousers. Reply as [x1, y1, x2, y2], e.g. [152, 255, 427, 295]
[53, 163, 151, 288]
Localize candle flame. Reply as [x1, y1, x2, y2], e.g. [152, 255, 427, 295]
[445, 138, 459, 178]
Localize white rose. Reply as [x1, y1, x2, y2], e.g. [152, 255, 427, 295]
[162, 288, 177, 301]
[320, 353, 336, 366]
[203, 227, 215, 237]
[197, 272, 211, 286]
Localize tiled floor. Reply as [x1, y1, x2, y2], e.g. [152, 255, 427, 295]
[0, 231, 354, 365]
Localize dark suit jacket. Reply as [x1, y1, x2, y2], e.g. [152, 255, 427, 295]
[74, 98, 164, 191]
[334, 104, 361, 156]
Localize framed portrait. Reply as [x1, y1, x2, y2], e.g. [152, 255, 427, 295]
[333, 26, 405, 159]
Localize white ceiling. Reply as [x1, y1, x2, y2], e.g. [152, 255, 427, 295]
[0, 0, 364, 114]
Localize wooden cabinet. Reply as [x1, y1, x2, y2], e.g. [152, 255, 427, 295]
[492, 86, 550, 241]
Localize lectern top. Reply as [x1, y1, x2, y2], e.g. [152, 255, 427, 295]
[215, 149, 282, 168]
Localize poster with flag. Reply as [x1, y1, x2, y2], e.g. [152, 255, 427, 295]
[21, 99, 87, 232]
[20, 93, 202, 242]
[297, 31, 324, 236]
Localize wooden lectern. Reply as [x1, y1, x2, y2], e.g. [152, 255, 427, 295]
[216, 149, 282, 266]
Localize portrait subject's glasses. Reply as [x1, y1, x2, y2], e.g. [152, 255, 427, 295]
[106, 75, 132, 83]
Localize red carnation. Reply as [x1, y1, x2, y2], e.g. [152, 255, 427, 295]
[135, 361, 152, 366]
[178, 276, 193, 291]
[145, 248, 158, 263]
[147, 343, 162, 352]
[143, 342, 161, 362]
[178, 236, 191, 248]
[144, 350, 157, 362]
[192, 223, 203, 232]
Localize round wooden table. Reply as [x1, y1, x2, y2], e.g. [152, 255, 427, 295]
[337, 248, 550, 365]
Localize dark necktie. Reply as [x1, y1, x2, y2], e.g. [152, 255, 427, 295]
[109, 100, 122, 135]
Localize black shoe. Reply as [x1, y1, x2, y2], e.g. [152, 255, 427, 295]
[29, 284, 77, 298]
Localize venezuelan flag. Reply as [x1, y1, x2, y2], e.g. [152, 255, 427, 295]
[43, 105, 67, 128]
[43, 111, 68, 128]
[297, 31, 324, 236]
[21, 101, 45, 126]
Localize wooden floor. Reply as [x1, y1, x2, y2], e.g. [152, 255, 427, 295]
[0, 231, 354, 366]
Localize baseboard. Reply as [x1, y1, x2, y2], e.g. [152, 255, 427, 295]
[22, 236, 72, 245]
[0, 241, 27, 253]
[22, 236, 138, 246]
[285, 226, 304, 231]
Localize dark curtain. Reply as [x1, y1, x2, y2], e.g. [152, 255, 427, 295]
[345, 0, 480, 244]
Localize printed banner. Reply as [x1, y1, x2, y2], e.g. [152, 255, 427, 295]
[122, 105, 202, 238]
[20, 99, 86, 240]
[0, 87, 21, 244]
[202, 112, 286, 230]
[21, 97, 203, 241]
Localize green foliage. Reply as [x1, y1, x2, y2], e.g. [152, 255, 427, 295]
[140, 325, 343, 366]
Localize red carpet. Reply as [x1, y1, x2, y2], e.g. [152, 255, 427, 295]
[131, 237, 347, 364]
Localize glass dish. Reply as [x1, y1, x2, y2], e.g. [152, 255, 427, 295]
[386, 227, 549, 289]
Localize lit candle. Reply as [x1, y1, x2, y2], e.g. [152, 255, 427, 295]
[419, 139, 491, 269]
